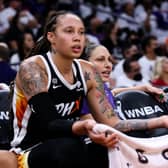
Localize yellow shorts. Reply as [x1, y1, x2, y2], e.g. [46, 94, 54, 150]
[17, 151, 30, 168]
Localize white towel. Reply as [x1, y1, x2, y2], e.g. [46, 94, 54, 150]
[93, 124, 168, 168]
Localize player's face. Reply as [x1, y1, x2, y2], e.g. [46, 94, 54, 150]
[51, 14, 86, 59]
[89, 46, 113, 82]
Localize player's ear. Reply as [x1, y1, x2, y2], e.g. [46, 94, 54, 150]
[47, 32, 56, 44]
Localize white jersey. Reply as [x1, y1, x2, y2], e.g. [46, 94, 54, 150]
[138, 56, 158, 82]
[115, 73, 149, 87]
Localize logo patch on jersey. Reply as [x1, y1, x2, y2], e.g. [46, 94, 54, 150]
[53, 85, 62, 89]
[52, 78, 62, 89]
[55, 97, 82, 116]
[56, 102, 75, 116]
[52, 78, 58, 84]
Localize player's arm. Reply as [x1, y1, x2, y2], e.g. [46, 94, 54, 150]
[80, 60, 167, 132]
[16, 57, 95, 136]
[112, 84, 165, 102]
[16, 57, 48, 100]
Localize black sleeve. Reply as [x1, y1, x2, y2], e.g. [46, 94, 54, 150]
[48, 119, 75, 137]
[28, 92, 75, 137]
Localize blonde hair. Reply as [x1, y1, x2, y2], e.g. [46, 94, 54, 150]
[152, 56, 167, 79]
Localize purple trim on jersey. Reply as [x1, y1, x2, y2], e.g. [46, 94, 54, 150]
[80, 83, 116, 115]
[104, 83, 116, 109]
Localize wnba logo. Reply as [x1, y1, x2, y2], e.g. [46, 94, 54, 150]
[0, 111, 9, 120]
[115, 100, 164, 119]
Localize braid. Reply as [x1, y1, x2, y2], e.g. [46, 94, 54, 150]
[26, 10, 70, 58]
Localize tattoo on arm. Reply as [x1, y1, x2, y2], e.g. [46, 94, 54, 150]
[84, 71, 90, 81]
[19, 61, 48, 97]
[84, 67, 116, 119]
[114, 120, 148, 132]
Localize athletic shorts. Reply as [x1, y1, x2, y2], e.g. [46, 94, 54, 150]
[16, 137, 108, 168]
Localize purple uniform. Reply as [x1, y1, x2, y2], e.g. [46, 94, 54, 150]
[81, 83, 116, 116]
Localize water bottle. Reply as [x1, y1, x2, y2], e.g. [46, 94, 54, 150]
[161, 87, 168, 112]
[159, 93, 168, 103]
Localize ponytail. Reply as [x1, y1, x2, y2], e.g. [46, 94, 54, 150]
[25, 10, 76, 59]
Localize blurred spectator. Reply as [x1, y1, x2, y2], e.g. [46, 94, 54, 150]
[115, 57, 149, 87]
[5, 10, 35, 53]
[0, 42, 16, 85]
[116, 0, 141, 32]
[111, 43, 139, 81]
[0, 0, 8, 39]
[126, 30, 142, 49]
[151, 56, 168, 87]
[134, 0, 156, 35]
[101, 22, 123, 60]
[86, 34, 100, 45]
[56, 0, 78, 12]
[86, 16, 104, 42]
[79, 0, 94, 19]
[18, 10, 35, 27]
[18, 9, 41, 40]
[10, 30, 35, 71]
[135, 0, 168, 44]
[164, 37, 168, 57]
[138, 35, 160, 82]
[96, 1, 114, 22]
[22, 0, 46, 22]
[0, 0, 22, 36]
[152, 0, 168, 43]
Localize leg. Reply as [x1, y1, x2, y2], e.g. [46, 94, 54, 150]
[87, 142, 109, 168]
[0, 150, 17, 168]
[27, 137, 88, 168]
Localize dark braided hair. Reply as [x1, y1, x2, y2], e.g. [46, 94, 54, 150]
[26, 10, 72, 58]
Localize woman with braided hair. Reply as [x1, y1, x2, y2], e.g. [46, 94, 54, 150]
[5, 10, 118, 168]
[1, 10, 168, 168]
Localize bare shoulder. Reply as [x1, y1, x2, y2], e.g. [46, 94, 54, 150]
[78, 59, 95, 82]
[78, 59, 103, 89]
[20, 55, 44, 67]
[16, 55, 48, 100]
[78, 59, 98, 76]
[78, 59, 93, 69]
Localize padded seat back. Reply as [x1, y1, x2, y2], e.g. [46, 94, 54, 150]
[115, 90, 168, 137]
[0, 90, 12, 149]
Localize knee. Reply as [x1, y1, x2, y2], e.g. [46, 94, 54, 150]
[0, 150, 17, 168]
